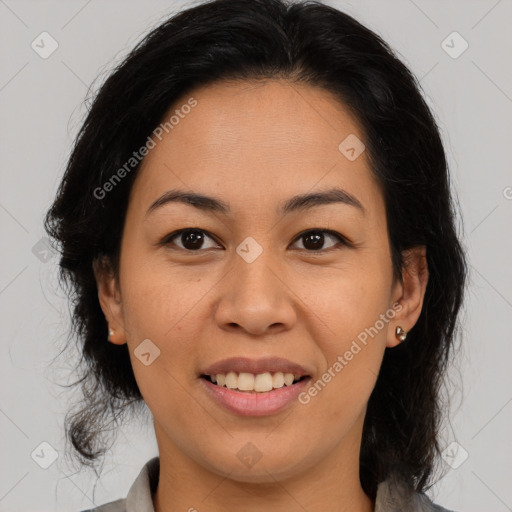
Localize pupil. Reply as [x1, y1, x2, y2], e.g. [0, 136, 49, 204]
[304, 231, 323, 250]
[183, 229, 204, 250]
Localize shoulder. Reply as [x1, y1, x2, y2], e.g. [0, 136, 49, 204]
[78, 498, 126, 512]
[414, 492, 458, 512]
[375, 474, 459, 512]
[75, 456, 159, 512]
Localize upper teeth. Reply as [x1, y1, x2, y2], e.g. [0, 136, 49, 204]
[210, 372, 300, 392]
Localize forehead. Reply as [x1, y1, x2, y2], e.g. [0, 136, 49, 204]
[158, 78, 364, 154]
[130, 79, 382, 221]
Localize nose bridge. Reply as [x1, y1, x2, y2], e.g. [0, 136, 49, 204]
[214, 235, 296, 334]
[233, 234, 281, 303]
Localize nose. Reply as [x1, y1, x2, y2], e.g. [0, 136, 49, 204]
[213, 251, 297, 337]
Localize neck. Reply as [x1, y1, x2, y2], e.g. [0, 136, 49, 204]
[153, 414, 374, 512]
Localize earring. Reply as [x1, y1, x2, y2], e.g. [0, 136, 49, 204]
[108, 328, 115, 341]
[395, 326, 407, 341]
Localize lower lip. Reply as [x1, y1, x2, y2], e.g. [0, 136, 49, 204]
[200, 377, 311, 416]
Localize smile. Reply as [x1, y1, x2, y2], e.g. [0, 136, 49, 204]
[200, 373, 312, 416]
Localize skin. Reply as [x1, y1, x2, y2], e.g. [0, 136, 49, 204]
[94, 79, 428, 512]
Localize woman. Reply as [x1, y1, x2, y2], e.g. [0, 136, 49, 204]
[44, 0, 467, 510]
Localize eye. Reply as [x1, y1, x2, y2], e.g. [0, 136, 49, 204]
[291, 229, 349, 252]
[163, 228, 220, 252]
[162, 228, 350, 253]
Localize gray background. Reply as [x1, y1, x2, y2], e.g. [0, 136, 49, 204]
[1, 0, 511, 511]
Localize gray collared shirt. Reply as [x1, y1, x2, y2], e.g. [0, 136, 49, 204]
[80, 457, 456, 512]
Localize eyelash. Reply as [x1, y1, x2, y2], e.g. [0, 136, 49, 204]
[161, 228, 351, 254]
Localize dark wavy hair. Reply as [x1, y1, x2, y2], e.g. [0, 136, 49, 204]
[44, 0, 467, 500]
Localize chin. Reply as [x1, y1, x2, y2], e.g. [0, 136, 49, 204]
[200, 449, 310, 484]
[213, 464, 298, 484]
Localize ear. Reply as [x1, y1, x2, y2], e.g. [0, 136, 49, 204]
[93, 256, 127, 345]
[388, 246, 429, 348]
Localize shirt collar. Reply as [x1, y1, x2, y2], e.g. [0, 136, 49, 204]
[123, 457, 447, 512]
[125, 456, 159, 512]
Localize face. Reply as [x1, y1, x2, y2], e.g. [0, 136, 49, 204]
[96, 79, 427, 484]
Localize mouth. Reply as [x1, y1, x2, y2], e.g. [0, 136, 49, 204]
[199, 373, 312, 416]
[198, 356, 313, 416]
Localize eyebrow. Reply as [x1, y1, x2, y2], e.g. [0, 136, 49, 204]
[146, 187, 365, 218]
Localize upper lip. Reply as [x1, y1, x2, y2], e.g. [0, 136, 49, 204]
[201, 357, 311, 378]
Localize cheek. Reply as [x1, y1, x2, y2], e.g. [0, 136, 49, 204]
[118, 259, 205, 415]
[119, 248, 209, 341]
[312, 260, 392, 344]
[302, 256, 392, 414]
[300, 304, 388, 429]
